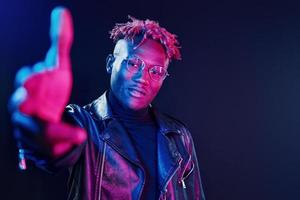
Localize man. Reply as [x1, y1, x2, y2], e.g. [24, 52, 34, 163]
[10, 6, 205, 200]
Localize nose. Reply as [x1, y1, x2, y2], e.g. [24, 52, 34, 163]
[133, 68, 150, 86]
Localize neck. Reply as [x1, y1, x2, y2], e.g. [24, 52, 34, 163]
[108, 90, 151, 122]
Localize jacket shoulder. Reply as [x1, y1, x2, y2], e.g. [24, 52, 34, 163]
[160, 112, 191, 134]
[63, 104, 91, 128]
[161, 113, 195, 151]
[165, 113, 189, 128]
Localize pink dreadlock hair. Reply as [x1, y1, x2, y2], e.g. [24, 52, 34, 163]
[109, 16, 181, 61]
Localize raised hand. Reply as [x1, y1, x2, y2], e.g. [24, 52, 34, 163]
[10, 7, 87, 160]
[19, 7, 74, 123]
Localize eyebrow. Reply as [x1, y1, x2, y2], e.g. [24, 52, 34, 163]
[128, 54, 167, 68]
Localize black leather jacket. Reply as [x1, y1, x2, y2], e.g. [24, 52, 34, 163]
[39, 92, 206, 200]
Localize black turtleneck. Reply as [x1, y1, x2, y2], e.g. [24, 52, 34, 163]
[107, 90, 159, 200]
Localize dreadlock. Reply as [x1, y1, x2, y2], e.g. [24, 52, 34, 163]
[110, 16, 181, 61]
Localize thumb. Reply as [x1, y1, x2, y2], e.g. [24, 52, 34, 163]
[45, 7, 74, 69]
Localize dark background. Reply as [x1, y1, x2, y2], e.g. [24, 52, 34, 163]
[1, 0, 300, 199]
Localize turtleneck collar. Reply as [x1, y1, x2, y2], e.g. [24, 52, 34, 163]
[107, 89, 152, 123]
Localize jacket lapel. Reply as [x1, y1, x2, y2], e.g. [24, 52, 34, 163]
[90, 92, 190, 190]
[90, 91, 142, 166]
[152, 109, 189, 191]
[157, 130, 181, 191]
[103, 118, 142, 165]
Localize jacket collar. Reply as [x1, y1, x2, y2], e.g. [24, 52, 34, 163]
[91, 91, 113, 121]
[91, 91, 184, 136]
[89, 91, 188, 190]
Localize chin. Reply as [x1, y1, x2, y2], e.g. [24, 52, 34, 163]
[128, 101, 148, 110]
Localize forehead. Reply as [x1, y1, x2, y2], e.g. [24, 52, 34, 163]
[116, 38, 169, 67]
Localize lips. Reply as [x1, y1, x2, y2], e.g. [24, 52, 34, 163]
[127, 87, 146, 98]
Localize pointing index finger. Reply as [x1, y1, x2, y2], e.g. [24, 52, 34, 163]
[45, 7, 74, 69]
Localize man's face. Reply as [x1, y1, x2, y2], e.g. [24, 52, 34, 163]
[109, 38, 169, 110]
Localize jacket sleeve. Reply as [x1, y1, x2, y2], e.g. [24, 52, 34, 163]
[10, 104, 87, 173]
[42, 104, 88, 172]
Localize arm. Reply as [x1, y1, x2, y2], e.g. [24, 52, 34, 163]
[9, 7, 87, 172]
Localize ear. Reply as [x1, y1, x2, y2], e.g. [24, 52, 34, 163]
[106, 54, 115, 74]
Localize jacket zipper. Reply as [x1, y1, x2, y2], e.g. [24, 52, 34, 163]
[181, 179, 186, 189]
[179, 161, 194, 200]
[97, 142, 107, 200]
[178, 155, 194, 189]
[159, 157, 183, 200]
[181, 162, 194, 187]
[136, 164, 146, 200]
